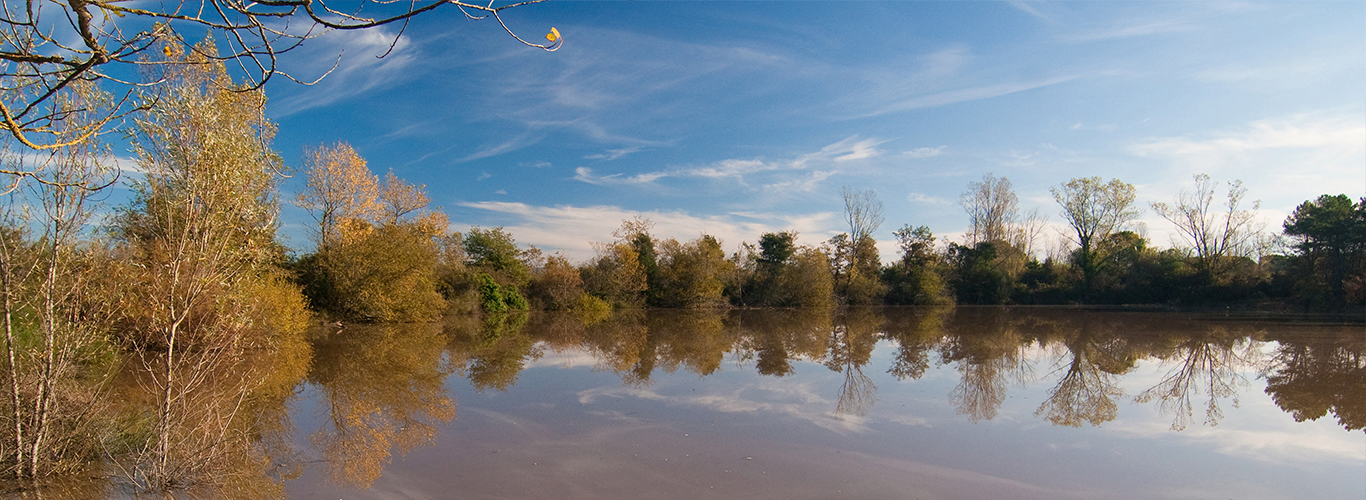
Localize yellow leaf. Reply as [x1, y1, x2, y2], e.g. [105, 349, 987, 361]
[546, 27, 560, 42]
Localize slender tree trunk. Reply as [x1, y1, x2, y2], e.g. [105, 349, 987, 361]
[1, 243, 24, 478]
[28, 228, 62, 476]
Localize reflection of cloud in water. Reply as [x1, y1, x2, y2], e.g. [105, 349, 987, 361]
[884, 414, 932, 427]
[1107, 418, 1363, 465]
[576, 381, 872, 434]
[528, 348, 602, 369]
[577, 386, 668, 404]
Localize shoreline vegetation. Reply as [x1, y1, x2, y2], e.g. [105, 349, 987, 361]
[0, 40, 1361, 496]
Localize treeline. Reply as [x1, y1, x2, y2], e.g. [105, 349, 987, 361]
[293, 168, 1365, 321]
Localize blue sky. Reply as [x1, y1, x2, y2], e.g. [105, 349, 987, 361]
[252, 1, 1364, 261]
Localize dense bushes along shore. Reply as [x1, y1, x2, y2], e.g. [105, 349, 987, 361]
[292, 168, 1365, 320]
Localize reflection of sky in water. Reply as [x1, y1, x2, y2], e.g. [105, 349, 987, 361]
[285, 313, 1365, 499]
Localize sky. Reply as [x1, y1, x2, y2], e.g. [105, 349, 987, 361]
[242, 1, 1364, 262]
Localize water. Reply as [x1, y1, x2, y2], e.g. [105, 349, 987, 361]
[5, 307, 1363, 499]
[280, 307, 1363, 499]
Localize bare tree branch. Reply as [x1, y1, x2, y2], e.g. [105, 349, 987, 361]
[1, 0, 561, 151]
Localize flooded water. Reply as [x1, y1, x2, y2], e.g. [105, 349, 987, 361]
[6, 307, 1365, 499]
[280, 307, 1363, 500]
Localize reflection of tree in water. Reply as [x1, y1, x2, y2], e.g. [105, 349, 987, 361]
[570, 309, 650, 385]
[1135, 326, 1259, 431]
[1034, 321, 1136, 427]
[571, 310, 733, 387]
[448, 312, 542, 392]
[107, 340, 311, 498]
[825, 308, 884, 416]
[307, 323, 456, 488]
[735, 308, 831, 378]
[1263, 331, 1366, 432]
[882, 306, 951, 381]
[940, 308, 1034, 423]
[645, 310, 733, 380]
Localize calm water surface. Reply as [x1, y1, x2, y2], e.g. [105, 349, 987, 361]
[9, 307, 1363, 499]
[280, 307, 1363, 500]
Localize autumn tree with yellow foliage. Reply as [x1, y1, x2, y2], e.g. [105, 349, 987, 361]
[111, 39, 310, 490]
[295, 148, 451, 322]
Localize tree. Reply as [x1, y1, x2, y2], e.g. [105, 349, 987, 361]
[581, 242, 647, 308]
[296, 142, 381, 249]
[464, 227, 531, 289]
[1151, 174, 1264, 283]
[842, 187, 884, 243]
[834, 188, 886, 304]
[0, 0, 561, 153]
[739, 231, 797, 306]
[955, 174, 1044, 299]
[379, 170, 431, 226]
[884, 225, 951, 305]
[757, 232, 797, 271]
[325, 223, 447, 321]
[782, 247, 835, 308]
[113, 42, 310, 489]
[655, 235, 733, 308]
[1282, 195, 1366, 307]
[894, 225, 937, 265]
[0, 83, 119, 478]
[947, 242, 1013, 304]
[1051, 177, 1140, 292]
[613, 218, 663, 305]
[527, 254, 586, 310]
[296, 146, 450, 321]
[961, 173, 1018, 245]
[827, 233, 885, 305]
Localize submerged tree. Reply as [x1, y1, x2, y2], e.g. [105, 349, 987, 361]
[1, 83, 119, 479]
[1035, 326, 1134, 428]
[112, 41, 310, 490]
[309, 324, 456, 488]
[1135, 327, 1257, 431]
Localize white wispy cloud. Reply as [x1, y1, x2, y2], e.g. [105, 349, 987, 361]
[1007, 1, 1054, 22]
[825, 136, 888, 162]
[1131, 114, 1364, 157]
[573, 167, 668, 186]
[763, 170, 837, 194]
[570, 136, 884, 193]
[907, 192, 954, 206]
[271, 28, 420, 116]
[458, 133, 543, 163]
[455, 201, 836, 261]
[584, 146, 647, 161]
[853, 75, 1080, 119]
[904, 146, 947, 159]
[1129, 113, 1366, 203]
[1063, 19, 1199, 42]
